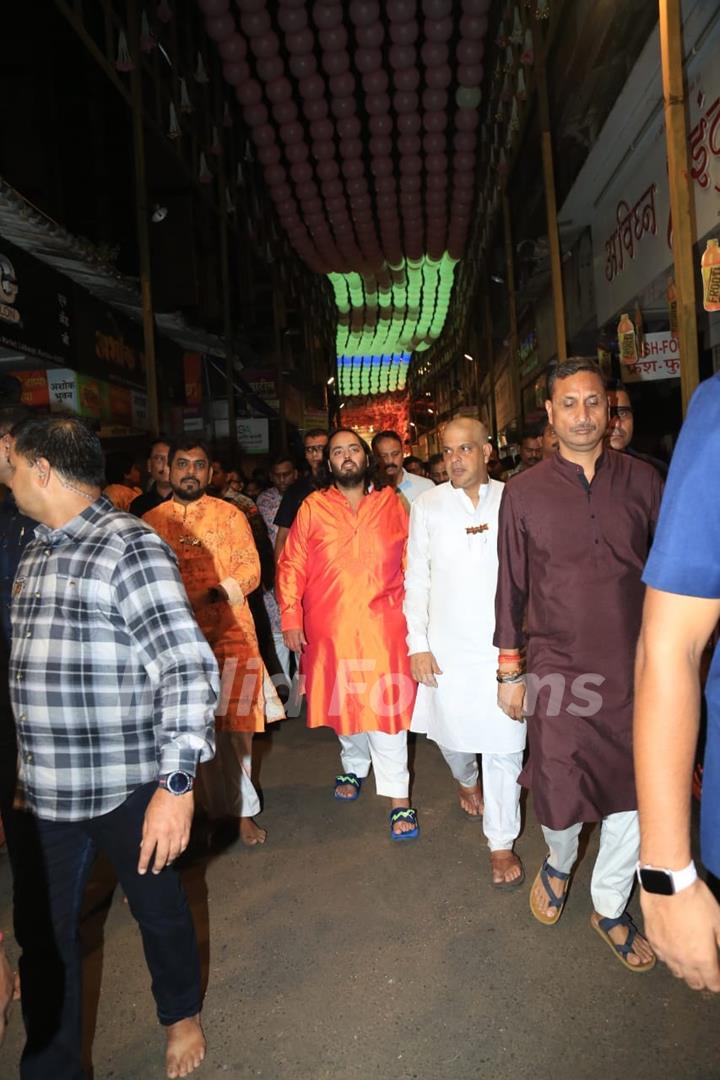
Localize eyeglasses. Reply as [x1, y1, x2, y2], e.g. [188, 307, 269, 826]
[609, 406, 633, 419]
[305, 445, 326, 455]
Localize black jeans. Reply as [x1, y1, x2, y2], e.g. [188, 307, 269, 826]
[15, 782, 201, 1080]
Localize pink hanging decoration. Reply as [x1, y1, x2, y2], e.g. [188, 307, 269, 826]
[115, 30, 134, 72]
[168, 102, 181, 138]
[140, 11, 156, 52]
[495, 18, 507, 47]
[157, 0, 173, 22]
[516, 67, 527, 100]
[199, 152, 213, 183]
[504, 45, 514, 72]
[521, 27, 534, 64]
[510, 6, 524, 45]
[194, 53, 209, 84]
[210, 126, 222, 155]
[223, 101, 232, 127]
[179, 78, 192, 112]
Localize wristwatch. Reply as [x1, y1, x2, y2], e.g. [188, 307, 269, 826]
[158, 770, 194, 796]
[636, 859, 697, 896]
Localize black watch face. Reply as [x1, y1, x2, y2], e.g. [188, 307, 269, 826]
[167, 772, 191, 795]
[639, 868, 674, 895]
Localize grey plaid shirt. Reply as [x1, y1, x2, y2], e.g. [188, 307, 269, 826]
[10, 496, 218, 821]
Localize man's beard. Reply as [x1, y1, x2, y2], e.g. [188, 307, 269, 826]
[332, 462, 367, 489]
[172, 479, 206, 503]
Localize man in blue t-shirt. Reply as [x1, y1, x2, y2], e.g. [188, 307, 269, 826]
[635, 372, 720, 993]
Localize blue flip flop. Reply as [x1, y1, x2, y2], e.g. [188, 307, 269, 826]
[591, 912, 656, 973]
[334, 773, 362, 801]
[389, 807, 420, 841]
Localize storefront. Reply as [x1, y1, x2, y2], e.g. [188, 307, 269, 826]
[558, 3, 720, 450]
[0, 235, 186, 437]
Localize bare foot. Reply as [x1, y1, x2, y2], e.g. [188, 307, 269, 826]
[165, 1014, 205, 1079]
[240, 817, 267, 847]
[590, 912, 656, 970]
[490, 849, 524, 889]
[335, 783, 359, 800]
[457, 783, 484, 817]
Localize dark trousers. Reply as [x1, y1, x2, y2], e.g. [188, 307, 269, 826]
[15, 782, 201, 1080]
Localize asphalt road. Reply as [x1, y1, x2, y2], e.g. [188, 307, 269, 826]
[1, 718, 718, 1079]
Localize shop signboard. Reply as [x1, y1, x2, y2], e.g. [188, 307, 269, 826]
[622, 331, 681, 383]
[592, 22, 720, 324]
[77, 373, 104, 420]
[0, 239, 73, 365]
[8, 370, 50, 408]
[74, 288, 146, 391]
[243, 369, 279, 410]
[47, 368, 78, 412]
[109, 384, 133, 427]
[236, 417, 269, 454]
[302, 408, 329, 431]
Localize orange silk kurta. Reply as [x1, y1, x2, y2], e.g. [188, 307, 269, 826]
[144, 494, 283, 733]
[104, 484, 142, 512]
[276, 485, 416, 736]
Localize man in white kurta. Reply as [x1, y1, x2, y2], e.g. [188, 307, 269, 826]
[404, 418, 527, 888]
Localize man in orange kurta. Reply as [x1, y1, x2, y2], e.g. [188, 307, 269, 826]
[277, 428, 419, 840]
[144, 437, 283, 846]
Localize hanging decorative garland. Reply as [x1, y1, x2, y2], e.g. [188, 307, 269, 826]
[197, 0, 495, 396]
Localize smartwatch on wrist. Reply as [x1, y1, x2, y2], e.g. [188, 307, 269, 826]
[636, 859, 697, 896]
[158, 770, 194, 796]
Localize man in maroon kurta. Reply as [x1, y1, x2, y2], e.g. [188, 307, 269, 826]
[494, 358, 661, 972]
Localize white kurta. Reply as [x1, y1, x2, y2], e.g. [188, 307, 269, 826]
[404, 479, 527, 755]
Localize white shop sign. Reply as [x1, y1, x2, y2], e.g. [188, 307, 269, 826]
[236, 417, 269, 454]
[47, 367, 78, 412]
[622, 331, 681, 382]
[592, 18, 720, 324]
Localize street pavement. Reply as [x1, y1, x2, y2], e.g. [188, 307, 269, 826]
[1, 718, 718, 1079]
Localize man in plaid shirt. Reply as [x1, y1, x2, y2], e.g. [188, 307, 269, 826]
[7, 415, 218, 1080]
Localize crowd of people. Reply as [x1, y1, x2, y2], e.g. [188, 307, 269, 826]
[0, 354, 718, 1080]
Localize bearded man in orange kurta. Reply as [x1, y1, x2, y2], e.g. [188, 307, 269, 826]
[144, 437, 283, 846]
[277, 428, 419, 840]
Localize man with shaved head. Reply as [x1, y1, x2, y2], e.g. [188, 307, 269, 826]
[404, 418, 526, 887]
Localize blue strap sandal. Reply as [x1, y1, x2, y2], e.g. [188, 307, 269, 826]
[389, 807, 420, 841]
[591, 912, 656, 973]
[334, 773, 362, 801]
[530, 858, 570, 925]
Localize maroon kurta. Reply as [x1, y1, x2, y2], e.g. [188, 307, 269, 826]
[493, 449, 663, 830]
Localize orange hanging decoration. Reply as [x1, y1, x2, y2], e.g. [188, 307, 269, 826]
[617, 312, 638, 365]
[701, 238, 720, 312]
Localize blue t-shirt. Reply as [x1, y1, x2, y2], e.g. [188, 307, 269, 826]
[643, 373, 720, 876]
